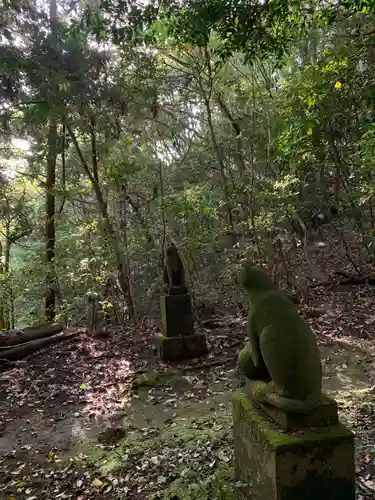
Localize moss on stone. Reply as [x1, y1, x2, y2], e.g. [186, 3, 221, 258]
[131, 371, 159, 389]
[237, 263, 323, 413]
[233, 390, 355, 500]
[233, 390, 351, 446]
[157, 332, 208, 362]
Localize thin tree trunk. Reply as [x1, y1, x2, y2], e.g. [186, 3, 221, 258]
[122, 199, 137, 323]
[159, 159, 167, 267]
[125, 194, 155, 248]
[4, 225, 10, 330]
[66, 124, 137, 322]
[196, 51, 233, 230]
[45, 0, 58, 321]
[216, 94, 252, 220]
[0, 241, 5, 330]
[250, 83, 257, 229]
[215, 95, 247, 176]
[204, 100, 232, 229]
[10, 284, 14, 330]
[45, 121, 57, 321]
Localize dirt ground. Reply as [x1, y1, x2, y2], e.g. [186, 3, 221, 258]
[0, 299, 375, 499]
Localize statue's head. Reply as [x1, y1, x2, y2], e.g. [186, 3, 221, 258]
[237, 262, 277, 292]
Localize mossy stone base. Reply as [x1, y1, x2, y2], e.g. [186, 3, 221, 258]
[246, 385, 339, 431]
[160, 293, 193, 337]
[157, 333, 208, 362]
[233, 390, 355, 500]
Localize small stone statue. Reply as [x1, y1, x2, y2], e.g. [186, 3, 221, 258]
[237, 262, 323, 413]
[162, 243, 187, 294]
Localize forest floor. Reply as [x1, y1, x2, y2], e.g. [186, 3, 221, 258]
[0, 307, 375, 500]
[1, 232, 375, 499]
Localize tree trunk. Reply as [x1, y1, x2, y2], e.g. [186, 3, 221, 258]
[45, 121, 57, 321]
[4, 224, 11, 329]
[193, 46, 233, 231]
[216, 95, 247, 176]
[197, 70, 233, 230]
[66, 124, 137, 322]
[216, 94, 254, 220]
[45, 0, 58, 321]
[0, 241, 5, 331]
[205, 102, 232, 229]
[125, 194, 155, 248]
[9, 276, 14, 329]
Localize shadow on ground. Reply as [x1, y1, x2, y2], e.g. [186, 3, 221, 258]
[1, 318, 375, 499]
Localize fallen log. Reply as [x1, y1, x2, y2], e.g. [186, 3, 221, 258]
[0, 322, 64, 347]
[289, 272, 375, 302]
[334, 271, 375, 285]
[0, 331, 80, 361]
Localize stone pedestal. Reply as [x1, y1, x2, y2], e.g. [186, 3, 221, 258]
[157, 332, 208, 362]
[161, 293, 194, 337]
[233, 390, 355, 500]
[158, 293, 208, 362]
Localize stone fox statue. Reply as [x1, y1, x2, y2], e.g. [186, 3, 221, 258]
[237, 262, 322, 413]
[163, 243, 185, 291]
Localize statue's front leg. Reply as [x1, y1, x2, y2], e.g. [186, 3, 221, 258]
[238, 342, 270, 381]
[237, 342, 259, 379]
[247, 317, 269, 380]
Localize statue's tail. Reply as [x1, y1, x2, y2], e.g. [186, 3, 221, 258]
[265, 393, 321, 414]
[246, 379, 321, 413]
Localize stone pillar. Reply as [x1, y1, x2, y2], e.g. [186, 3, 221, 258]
[157, 290, 208, 362]
[233, 390, 355, 500]
[161, 292, 194, 337]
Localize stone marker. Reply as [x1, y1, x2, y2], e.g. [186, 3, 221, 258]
[233, 262, 355, 500]
[157, 244, 208, 361]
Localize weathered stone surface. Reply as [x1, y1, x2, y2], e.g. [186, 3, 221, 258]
[244, 382, 339, 431]
[233, 390, 355, 500]
[160, 293, 194, 338]
[237, 263, 323, 414]
[168, 285, 189, 295]
[162, 285, 189, 295]
[156, 332, 208, 362]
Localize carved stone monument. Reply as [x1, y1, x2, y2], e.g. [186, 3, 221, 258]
[233, 263, 355, 500]
[157, 244, 208, 361]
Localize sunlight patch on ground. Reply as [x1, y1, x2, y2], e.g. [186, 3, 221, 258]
[12, 137, 30, 151]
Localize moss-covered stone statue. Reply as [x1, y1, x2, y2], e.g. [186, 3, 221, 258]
[237, 262, 322, 413]
[162, 243, 187, 294]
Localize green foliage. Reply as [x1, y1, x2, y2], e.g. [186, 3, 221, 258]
[157, 0, 300, 62]
[3, 0, 375, 326]
[12, 240, 46, 327]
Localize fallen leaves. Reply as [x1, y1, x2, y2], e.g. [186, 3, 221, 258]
[1, 257, 375, 500]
